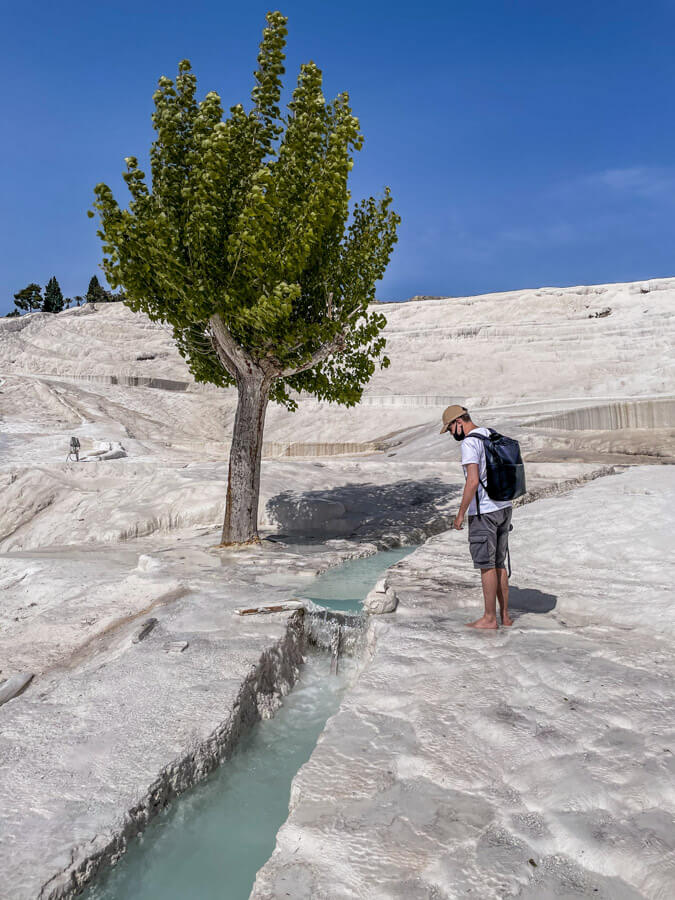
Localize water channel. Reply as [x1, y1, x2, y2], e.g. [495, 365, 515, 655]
[85, 546, 415, 900]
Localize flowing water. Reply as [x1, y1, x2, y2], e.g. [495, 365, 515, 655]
[85, 546, 416, 900]
[301, 546, 415, 612]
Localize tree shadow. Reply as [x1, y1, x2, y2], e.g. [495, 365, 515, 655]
[266, 478, 461, 540]
[509, 586, 557, 614]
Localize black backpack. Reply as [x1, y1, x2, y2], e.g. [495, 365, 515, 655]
[468, 429, 526, 517]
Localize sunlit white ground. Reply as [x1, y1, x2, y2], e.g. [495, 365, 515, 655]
[0, 278, 673, 898]
[253, 467, 675, 899]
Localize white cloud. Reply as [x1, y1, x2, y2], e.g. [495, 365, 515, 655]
[586, 166, 675, 198]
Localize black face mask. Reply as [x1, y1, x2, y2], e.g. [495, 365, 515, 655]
[450, 425, 465, 441]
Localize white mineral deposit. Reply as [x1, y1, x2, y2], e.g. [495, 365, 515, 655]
[0, 279, 673, 899]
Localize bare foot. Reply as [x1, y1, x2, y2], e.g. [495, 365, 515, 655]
[465, 616, 498, 629]
[501, 614, 514, 627]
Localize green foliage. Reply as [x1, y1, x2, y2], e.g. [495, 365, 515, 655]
[5, 308, 20, 318]
[43, 276, 65, 313]
[91, 10, 399, 407]
[86, 275, 108, 304]
[13, 283, 43, 313]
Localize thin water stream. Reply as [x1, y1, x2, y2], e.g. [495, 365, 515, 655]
[302, 546, 414, 612]
[85, 546, 415, 900]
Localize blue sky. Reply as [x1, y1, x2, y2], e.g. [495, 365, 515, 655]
[2, 0, 675, 314]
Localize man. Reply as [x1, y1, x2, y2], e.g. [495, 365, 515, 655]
[68, 435, 81, 462]
[440, 405, 513, 629]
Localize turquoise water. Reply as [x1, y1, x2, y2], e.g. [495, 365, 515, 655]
[84, 546, 416, 900]
[301, 546, 415, 612]
[85, 651, 346, 900]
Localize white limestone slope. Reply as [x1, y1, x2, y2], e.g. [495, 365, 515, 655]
[368, 278, 674, 403]
[0, 277, 673, 553]
[1, 276, 673, 434]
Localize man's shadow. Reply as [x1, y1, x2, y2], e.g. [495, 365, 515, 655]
[508, 586, 557, 615]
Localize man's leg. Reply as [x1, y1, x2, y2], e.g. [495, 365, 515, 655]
[493, 508, 513, 626]
[466, 512, 499, 629]
[466, 567, 498, 629]
[496, 567, 513, 626]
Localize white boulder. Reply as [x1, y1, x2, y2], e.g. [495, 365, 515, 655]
[363, 577, 398, 614]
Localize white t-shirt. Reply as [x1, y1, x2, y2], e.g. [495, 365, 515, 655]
[461, 427, 513, 516]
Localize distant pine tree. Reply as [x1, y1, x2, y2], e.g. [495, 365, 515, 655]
[43, 276, 65, 313]
[13, 283, 43, 313]
[86, 276, 108, 304]
[73, 295, 84, 307]
[5, 309, 20, 318]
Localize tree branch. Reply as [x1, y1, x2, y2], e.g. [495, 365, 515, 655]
[278, 302, 363, 374]
[281, 330, 346, 377]
[290, 304, 353, 353]
[209, 314, 256, 377]
[207, 330, 238, 378]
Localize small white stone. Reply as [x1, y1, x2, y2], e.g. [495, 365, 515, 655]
[0, 673, 34, 706]
[363, 585, 398, 614]
[137, 555, 163, 572]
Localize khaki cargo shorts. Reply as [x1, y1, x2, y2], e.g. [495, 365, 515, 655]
[468, 507, 512, 570]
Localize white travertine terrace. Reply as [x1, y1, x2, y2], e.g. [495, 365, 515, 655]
[0, 276, 673, 897]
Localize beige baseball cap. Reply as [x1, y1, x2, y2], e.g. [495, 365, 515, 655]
[440, 405, 468, 434]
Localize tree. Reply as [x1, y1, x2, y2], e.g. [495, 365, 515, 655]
[13, 283, 43, 313]
[86, 275, 108, 304]
[91, 11, 399, 545]
[102, 288, 127, 302]
[5, 309, 20, 318]
[73, 296, 85, 307]
[43, 276, 65, 313]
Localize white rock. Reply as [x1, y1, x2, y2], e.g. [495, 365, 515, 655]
[363, 582, 398, 614]
[372, 576, 387, 594]
[0, 673, 34, 706]
[136, 554, 164, 572]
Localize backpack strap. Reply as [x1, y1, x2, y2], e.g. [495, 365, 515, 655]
[466, 431, 490, 519]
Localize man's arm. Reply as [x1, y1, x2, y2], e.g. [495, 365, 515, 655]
[453, 463, 479, 530]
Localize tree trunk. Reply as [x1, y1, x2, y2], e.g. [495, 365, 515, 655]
[221, 371, 272, 545]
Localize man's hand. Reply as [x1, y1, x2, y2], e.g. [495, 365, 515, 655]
[453, 512, 465, 530]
